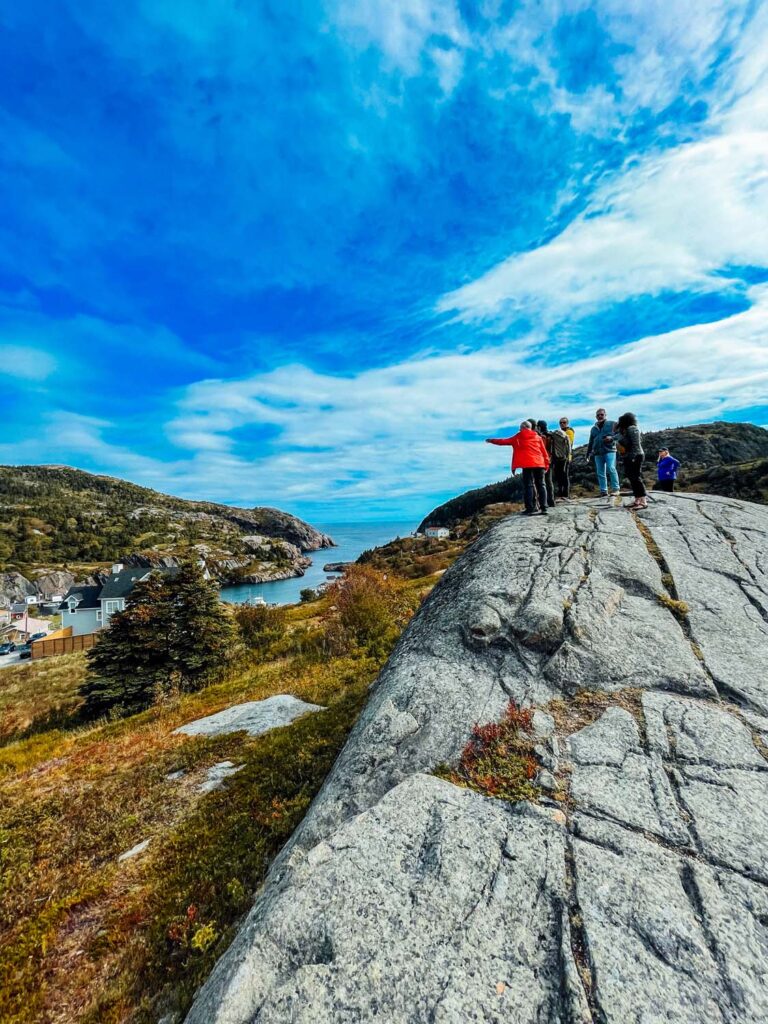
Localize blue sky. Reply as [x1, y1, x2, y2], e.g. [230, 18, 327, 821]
[1, 1, 767, 521]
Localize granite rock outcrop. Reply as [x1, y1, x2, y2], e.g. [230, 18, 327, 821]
[186, 493, 768, 1024]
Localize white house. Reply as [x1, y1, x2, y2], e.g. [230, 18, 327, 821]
[59, 564, 178, 637]
[425, 527, 450, 539]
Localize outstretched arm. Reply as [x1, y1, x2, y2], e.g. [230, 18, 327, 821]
[485, 437, 515, 446]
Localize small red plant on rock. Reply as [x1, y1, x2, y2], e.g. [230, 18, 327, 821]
[436, 701, 539, 803]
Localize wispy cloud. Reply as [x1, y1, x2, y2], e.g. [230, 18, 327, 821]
[151, 285, 768, 516]
[438, 132, 768, 322]
[0, 344, 56, 381]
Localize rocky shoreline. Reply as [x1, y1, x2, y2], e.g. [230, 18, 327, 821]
[1, 535, 335, 605]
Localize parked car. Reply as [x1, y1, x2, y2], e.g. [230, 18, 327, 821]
[0, 642, 16, 655]
[18, 644, 32, 660]
[30, 632, 47, 641]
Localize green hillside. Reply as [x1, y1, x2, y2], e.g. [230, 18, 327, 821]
[0, 465, 331, 572]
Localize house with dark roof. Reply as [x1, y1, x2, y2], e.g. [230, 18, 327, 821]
[59, 564, 178, 636]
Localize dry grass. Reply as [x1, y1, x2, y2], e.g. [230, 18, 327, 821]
[545, 688, 645, 736]
[0, 571, 438, 1024]
[0, 651, 374, 1024]
[655, 593, 690, 619]
[0, 653, 87, 744]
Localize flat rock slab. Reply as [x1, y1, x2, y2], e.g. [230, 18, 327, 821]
[198, 761, 244, 794]
[188, 776, 579, 1024]
[185, 495, 768, 1024]
[572, 812, 768, 1024]
[174, 695, 324, 739]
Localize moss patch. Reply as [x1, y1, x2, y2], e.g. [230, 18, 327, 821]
[656, 593, 690, 620]
[545, 688, 645, 737]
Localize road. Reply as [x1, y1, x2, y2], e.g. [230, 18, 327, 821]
[0, 652, 24, 671]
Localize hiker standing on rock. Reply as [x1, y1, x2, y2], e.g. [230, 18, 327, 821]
[559, 416, 575, 452]
[615, 412, 647, 509]
[535, 420, 556, 508]
[486, 421, 550, 516]
[655, 448, 680, 492]
[549, 421, 573, 500]
[586, 408, 621, 498]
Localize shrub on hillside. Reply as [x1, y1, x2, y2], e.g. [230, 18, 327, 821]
[234, 603, 287, 659]
[322, 565, 414, 660]
[80, 561, 237, 718]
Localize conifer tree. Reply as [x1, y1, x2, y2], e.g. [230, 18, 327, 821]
[80, 562, 236, 719]
[166, 560, 237, 689]
[81, 574, 173, 717]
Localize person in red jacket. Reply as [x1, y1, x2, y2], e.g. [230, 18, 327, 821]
[486, 420, 550, 515]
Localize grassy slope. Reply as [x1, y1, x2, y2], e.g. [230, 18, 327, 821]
[0, 577, 434, 1024]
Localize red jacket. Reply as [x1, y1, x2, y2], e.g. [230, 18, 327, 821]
[488, 428, 550, 471]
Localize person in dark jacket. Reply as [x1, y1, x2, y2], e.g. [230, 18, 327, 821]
[655, 449, 680, 492]
[549, 423, 573, 499]
[536, 420, 556, 507]
[586, 408, 621, 497]
[615, 412, 647, 509]
[486, 422, 550, 515]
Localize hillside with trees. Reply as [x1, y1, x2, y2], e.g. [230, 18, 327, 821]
[0, 562, 429, 1024]
[0, 465, 333, 585]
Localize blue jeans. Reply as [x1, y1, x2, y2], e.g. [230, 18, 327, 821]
[594, 452, 619, 493]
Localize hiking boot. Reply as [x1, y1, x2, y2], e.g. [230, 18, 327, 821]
[539, 509, 548, 515]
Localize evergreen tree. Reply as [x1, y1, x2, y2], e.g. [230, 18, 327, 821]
[81, 574, 173, 718]
[80, 562, 236, 719]
[166, 560, 237, 690]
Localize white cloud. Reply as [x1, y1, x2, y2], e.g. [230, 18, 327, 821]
[331, 0, 467, 76]
[152, 285, 768, 513]
[438, 131, 768, 321]
[5, 291, 764, 517]
[0, 345, 56, 381]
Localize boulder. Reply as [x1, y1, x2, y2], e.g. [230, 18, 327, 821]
[186, 494, 768, 1024]
[30, 570, 78, 600]
[174, 696, 324, 739]
[0, 571, 36, 604]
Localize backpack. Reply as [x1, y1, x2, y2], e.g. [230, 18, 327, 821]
[549, 429, 571, 460]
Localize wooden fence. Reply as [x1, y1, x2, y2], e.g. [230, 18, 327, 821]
[32, 631, 99, 659]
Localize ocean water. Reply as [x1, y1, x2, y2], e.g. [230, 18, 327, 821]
[220, 521, 416, 606]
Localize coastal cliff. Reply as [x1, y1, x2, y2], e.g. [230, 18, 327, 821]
[186, 492, 768, 1024]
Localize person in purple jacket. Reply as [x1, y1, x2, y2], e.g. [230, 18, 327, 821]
[656, 448, 681, 492]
